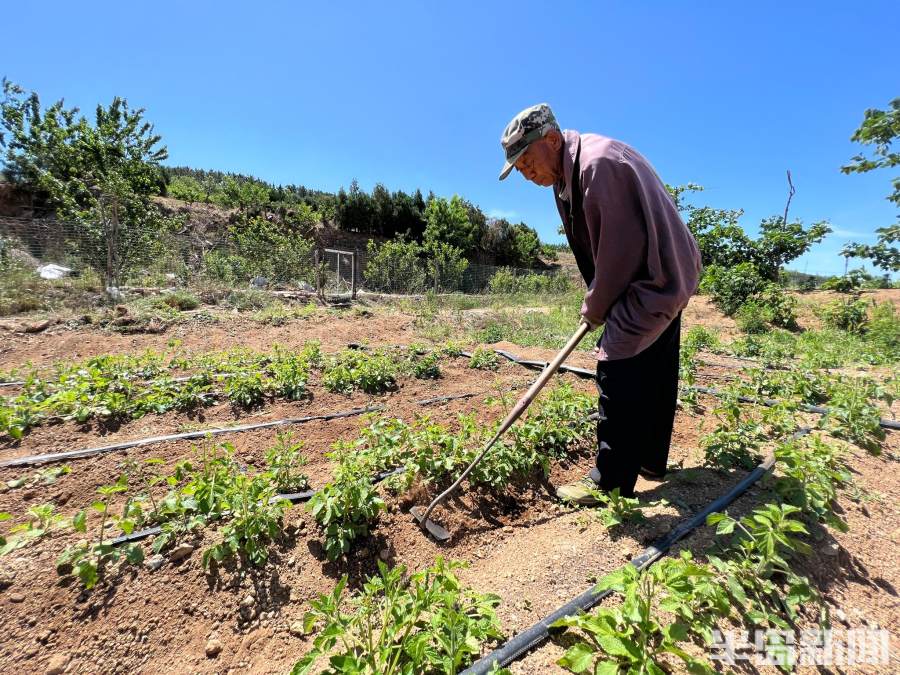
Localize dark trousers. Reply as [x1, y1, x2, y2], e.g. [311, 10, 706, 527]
[593, 314, 681, 497]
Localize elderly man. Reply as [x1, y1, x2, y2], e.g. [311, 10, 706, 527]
[499, 103, 701, 504]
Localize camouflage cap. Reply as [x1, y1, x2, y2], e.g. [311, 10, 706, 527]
[498, 103, 559, 180]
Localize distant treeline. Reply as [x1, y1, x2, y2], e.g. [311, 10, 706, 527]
[161, 167, 563, 268]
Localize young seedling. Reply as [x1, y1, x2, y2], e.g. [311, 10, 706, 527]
[265, 431, 309, 493]
[0, 503, 69, 555]
[56, 475, 144, 589]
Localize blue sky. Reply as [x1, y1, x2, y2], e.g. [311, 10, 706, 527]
[3, 1, 898, 276]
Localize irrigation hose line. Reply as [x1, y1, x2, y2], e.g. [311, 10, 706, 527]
[110, 467, 406, 546]
[462, 427, 811, 675]
[4, 348, 894, 468]
[489, 348, 900, 431]
[0, 406, 383, 469]
[0, 391, 486, 469]
[112, 409, 601, 547]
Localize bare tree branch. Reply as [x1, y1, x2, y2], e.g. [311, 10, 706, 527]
[783, 169, 795, 224]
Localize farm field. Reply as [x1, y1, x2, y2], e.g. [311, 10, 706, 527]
[0, 289, 898, 674]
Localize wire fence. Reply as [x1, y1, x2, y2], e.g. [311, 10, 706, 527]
[0, 216, 579, 298]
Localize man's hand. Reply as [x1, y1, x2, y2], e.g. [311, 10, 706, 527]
[581, 314, 602, 331]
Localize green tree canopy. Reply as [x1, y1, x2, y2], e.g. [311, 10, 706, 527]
[1, 79, 170, 285]
[840, 98, 899, 272]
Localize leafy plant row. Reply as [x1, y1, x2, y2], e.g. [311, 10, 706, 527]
[552, 429, 855, 674]
[309, 384, 595, 560]
[0, 430, 309, 588]
[0, 341, 466, 439]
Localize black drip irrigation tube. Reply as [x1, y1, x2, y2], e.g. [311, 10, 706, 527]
[0, 406, 384, 469]
[110, 467, 406, 546]
[486, 347, 900, 431]
[1, 390, 486, 470]
[114, 408, 601, 548]
[690, 385, 900, 431]
[462, 428, 810, 674]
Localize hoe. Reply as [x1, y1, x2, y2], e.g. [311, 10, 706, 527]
[411, 321, 591, 541]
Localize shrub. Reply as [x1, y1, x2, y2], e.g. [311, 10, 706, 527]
[225, 288, 272, 311]
[201, 250, 247, 285]
[155, 290, 200, 311]
[488, 267, 572, 295]
[702, 263, 767, 316]
[866, 301, 900, 357]
[469, 346, 499, 370]
[758, 283, 798, 329]
[735, 302, 769, 334]
[364, 238, 427, 294]
[821, 299, 868, 332]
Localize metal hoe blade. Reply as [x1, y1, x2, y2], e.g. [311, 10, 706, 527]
[409, 506, 451, 541]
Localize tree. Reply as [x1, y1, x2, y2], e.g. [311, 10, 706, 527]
[167, 175, 205, 204]
[751, 216, 831, 281]
[221, 176, 270, 217]
[840, 98, 899, 272]
[668, 183, 830, 281]
[0, 79, 170, 286]
[425, 240, 468, 291]
[363, 237, 426, 293]
[423, 195, 477, 254]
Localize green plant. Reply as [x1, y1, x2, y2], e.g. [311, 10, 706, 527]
[0, 503, 69, 555]
[702, 262, 767, 316]
[308, 449, 385, 561]
[772, 436, 850, 531]
[735, 301, 770, 334]
[758, 283, 798, 329]
[510, 384, 594, 461]
[202, 472, 290, 567]
[323, 349, 397, 394]
[412, 352, 442, 379]
[821, 378, 886, 453]
[469, 346, 499, 370]
[268, 347, 312, 400]
[706, 503, 816, 630]
[293, 558, 502, 675]
[225, 371, 268, 408]
[225, 288, 272, 311]
[56, 476, 144, 588]
[700, 396, 764, 470]
[820, 298, 869, 332]
[5, 464, 71, 490]
[590, 488, 651, 529]
[265, 431, 309, 493]
[155, 290, 200, 311]
[148, 442, 236, 552]
[552, 553, 725, 675]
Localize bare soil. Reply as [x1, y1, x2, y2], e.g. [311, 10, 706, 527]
[0, 297, 897, 674]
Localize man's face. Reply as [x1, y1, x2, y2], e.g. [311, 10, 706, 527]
[514, 133, 562, 187]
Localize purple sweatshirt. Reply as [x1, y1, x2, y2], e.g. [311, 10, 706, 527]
[554, 130, 701, 360]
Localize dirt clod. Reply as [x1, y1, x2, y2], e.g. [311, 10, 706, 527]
[45, 654, 68, 674]
[205, 638, 223, 658]
[144, 554, 165, 571]
[169, 543, 194, 562]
